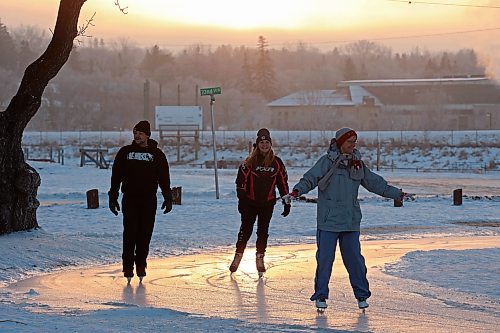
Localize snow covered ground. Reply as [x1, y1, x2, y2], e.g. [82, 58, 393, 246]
[0, 131, 499, 332]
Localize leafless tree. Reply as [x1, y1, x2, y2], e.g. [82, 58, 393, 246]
[0, 0, 87, 234]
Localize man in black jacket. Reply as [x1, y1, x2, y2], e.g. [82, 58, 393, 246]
[108, 120, 172, 283]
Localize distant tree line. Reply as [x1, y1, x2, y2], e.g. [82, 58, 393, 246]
[0, 19, 487, 131]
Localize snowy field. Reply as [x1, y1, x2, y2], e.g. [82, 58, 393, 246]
[0, 130, 499, 332]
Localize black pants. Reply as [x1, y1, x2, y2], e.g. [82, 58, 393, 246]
[121, 194, 157, 271]
[235, 201, 274, 254]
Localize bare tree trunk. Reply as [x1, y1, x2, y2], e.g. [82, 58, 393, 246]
[0, 0, 86, 234]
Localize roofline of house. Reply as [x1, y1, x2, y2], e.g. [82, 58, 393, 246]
[338, 76, 490, 87]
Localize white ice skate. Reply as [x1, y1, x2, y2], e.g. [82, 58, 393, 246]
[358, 298, 369, 312]
[315, 299, 327, 312]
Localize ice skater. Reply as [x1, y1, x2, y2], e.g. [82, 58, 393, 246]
[230, 128, 290, 277]
[284, 127, 407, 311]
[108, 120, 173, 283]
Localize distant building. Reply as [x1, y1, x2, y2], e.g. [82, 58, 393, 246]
[268, 77, 500, 130]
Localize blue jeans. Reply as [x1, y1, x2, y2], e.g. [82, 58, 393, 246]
[310, 230, 371, 301]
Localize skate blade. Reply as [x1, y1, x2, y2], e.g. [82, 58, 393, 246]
[126, 277, 132, 284]
[258, 272, 264, 278]
[139, 276, 144, 283]
[316, 307, 326, 313]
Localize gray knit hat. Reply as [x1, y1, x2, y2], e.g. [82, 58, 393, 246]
[335, 127, 357, 148]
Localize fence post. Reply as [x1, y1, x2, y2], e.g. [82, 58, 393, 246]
[453, 189, 462, 206]
[86, 189, 99, 209]
[376, 133, 380, 171]
[394, 188, 403, 207]
[172, 186, 182, 205]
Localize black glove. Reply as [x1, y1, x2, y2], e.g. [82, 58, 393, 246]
[161, 200, 172, 214]
[108, 191, 120, 216]
[161, 190, 173, 214]
[281, 201, 291, 217]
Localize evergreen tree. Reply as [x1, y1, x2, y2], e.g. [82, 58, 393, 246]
[439, 52, 452, 75]
[342, 56, 358, 80]
[0, 20, 17, 70]
[424, 58, 438, 77]
[68, 46, 85, 72]
[17, 40, 36, 72]
[140, 44, 173, 77]
[254, 36, 276, 100]
[241, 50, 254, 91]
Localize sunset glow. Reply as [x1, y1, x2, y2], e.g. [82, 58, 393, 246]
[135, 0, 317, 29]
[130, 0, 461, 31]
[0, 0, 498, 61]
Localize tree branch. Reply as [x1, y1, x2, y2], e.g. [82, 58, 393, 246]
[77, 12, 96, 38]
[115, 0, 128, 14]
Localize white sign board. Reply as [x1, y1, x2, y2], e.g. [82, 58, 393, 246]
[154, 106, 203, 130]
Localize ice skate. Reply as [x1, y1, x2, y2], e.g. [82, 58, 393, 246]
[229, 252, 243, 273]
[357, 298, 369, 312]
[315, 299, 327, 312]
[136, 266, 146, 283]
[256, 253, 266, 277]
[123, 269, 134, 284]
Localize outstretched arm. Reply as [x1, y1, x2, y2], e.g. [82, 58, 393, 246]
[361, 163, 402, 200]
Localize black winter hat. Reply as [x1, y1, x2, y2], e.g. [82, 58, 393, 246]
[133, 120, 151, 136]
[255, 128, 272, 145]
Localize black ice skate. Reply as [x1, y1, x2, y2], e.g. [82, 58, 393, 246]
[123, 268, 134, 284]
[136, 266, 146, 283]
[256, 253, 266, 278]
[229, 253, 243, 273]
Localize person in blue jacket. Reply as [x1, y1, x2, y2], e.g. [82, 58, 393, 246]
[284, 127, 406, 310]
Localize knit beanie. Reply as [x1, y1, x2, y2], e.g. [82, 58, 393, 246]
[256, 128, 272, 145]
[133, 120, 151, 136]
[335, 127, 357, 148]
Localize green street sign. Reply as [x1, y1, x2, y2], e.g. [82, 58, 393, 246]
[200, 87, 221, 96]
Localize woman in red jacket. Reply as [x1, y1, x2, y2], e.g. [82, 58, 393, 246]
[230, 128, 290, 276]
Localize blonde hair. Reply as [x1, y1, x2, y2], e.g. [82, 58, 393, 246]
[244, 146, 275, 167]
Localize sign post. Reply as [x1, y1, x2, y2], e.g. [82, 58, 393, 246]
[200, 87, 222, 199]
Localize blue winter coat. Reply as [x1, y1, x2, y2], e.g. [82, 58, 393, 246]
[293, 144, 402, 232]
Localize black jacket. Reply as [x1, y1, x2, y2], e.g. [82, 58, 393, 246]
[236, 156, 289, 207]
[109, 139, 171, 199]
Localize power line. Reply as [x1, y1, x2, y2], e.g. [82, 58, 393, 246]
[386, 0, 500, 9]
[118, 26, 500, 51]
[310, 27, 500, 46]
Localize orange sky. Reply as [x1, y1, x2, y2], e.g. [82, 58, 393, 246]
[1, 0, 499, 75]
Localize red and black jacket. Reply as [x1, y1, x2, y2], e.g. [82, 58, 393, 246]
[236, 156, 289, 207]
